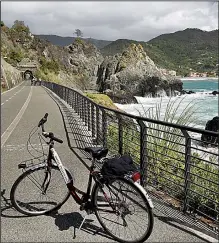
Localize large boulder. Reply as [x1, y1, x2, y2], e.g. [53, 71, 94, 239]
[201, 116, 219, 146]
[96, 43, 182, 102]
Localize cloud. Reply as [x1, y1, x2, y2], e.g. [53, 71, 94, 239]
[1, 1, 218, 41]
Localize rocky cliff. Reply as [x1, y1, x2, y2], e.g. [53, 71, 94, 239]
[2, 21, 182, 100]
[1, 57, 23, 90]
[28, 36, 103, 90]
[1, 21, 103, 91]
[97, 44, 183, 103]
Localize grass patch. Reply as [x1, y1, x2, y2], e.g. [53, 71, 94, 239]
[35, 69, 61, 84]
[84, 93, 119, 110]
[1, 86, 8, 93]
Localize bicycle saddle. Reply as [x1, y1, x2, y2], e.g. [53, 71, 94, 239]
[85, 147, 108, 160]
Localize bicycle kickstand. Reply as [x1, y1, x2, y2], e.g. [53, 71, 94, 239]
[78, 214, 88, 230]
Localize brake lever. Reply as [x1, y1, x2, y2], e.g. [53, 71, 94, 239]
[38, 113, 48, 127]
[42, 132, 49, 137]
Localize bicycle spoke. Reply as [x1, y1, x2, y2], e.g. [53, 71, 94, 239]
[11, 166, 70, 215]
[94, 178, 153, 243]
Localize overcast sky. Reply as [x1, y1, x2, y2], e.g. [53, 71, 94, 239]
[1, 1, 218, 41]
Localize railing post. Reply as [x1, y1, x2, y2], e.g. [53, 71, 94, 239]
[102, 109, 107, 147]
[66, 88, 69, 104]
[79, 95, 83, 118]
[91, 104, 95, 137]
[87, 102, 91, 131]
[181, 129, 192, 213]
[118, 115, 123, 155]
[61, 86, 63, 99]
[84, 99, 88, 126]
[65, 87, 68, 102]
[96, 108, 100, 145]
[81, 98, 85, 123]
[75, 93, 78, 113]
[71, 91, 75, 109]
[137, 120, 148, 187]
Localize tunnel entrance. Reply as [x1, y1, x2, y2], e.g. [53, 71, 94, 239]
[24, 70, 33, 80]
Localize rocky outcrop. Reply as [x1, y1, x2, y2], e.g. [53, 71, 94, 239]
[180, 90, 195, 95]
[34, 37, 103, 90]
[2, 23, 103, 91]
[212, 91, 219, 95]
[1, 57, 22, 90]
[96, 44, 182, 103]
[64, 39, 103, 88]
[201, 116, 219, 146]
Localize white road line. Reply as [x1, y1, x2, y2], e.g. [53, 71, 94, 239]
[2, 143, 48, 151]
[1, 86, 25, 106]
[1, 87, 33, 148]
[1, 81, 24, 95]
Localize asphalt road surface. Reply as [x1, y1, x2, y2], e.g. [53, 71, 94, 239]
[1, 81, 213, 242]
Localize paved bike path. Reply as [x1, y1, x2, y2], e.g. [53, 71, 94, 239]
[1, 81, 29, 135]
[1, 85, 209, 242]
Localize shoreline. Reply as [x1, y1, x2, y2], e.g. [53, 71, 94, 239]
[181, 77, 218, 81]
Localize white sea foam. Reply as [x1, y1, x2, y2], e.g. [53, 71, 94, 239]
[115, 90, 218, 159]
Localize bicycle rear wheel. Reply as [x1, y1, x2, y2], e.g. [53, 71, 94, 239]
[10, 165, 72, 216]
[92, 177, 154, 243]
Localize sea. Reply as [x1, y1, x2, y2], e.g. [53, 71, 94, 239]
[115, 78, 219, 130]
[115, 78, 218, 157]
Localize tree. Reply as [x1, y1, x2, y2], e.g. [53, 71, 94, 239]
[1, 21, 5, 27]
[12, 20, 30, 33]
[74, 29, 83, 38]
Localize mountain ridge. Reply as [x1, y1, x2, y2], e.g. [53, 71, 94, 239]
[36, 28, 218, 76]
[35, 34, 112, 49]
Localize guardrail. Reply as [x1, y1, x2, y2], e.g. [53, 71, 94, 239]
[42, 81, 219, 233]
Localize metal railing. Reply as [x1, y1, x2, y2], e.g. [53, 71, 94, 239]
[42, 81, 219, 233]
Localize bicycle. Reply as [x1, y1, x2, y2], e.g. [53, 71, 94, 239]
[10, 113, 154, 243]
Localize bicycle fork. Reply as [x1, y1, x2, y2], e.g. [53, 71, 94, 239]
[41, 168, 51, 194]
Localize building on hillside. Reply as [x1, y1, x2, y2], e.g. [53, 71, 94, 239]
[160, 68, 176, 76]
[168, 70, 176, 76]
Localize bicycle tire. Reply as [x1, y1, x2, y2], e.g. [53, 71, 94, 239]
[10, 165, 72, 216]
[92, 177, 154, 243]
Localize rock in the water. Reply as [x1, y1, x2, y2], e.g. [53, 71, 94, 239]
[96, 43, 182, 103]
[201, 116, 219, 146]
[180, 90, 195, 95]
[212, 90, 219, 95]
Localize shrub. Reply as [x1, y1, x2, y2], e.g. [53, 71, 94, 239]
[84, 93, 119, 109]
[35, 68, 61, 84]
[39, 57, 60, 75]
[74, 37, 85, 45]
[7, 49, 24, 65]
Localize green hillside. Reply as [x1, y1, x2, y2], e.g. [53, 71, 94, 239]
[100, 28, 218, 76]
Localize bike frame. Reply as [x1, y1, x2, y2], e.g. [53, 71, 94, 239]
[46, 141, 99, 206]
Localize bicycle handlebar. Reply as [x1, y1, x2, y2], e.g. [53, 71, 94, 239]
[38, 113, 63, 144]
[42, 132, 63, 144]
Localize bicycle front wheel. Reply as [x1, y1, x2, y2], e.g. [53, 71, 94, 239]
[10, 165, 72, 216]
[92, 177, 154, 243]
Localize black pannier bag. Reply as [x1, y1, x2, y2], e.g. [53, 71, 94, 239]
[101, 154, 138, 181]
